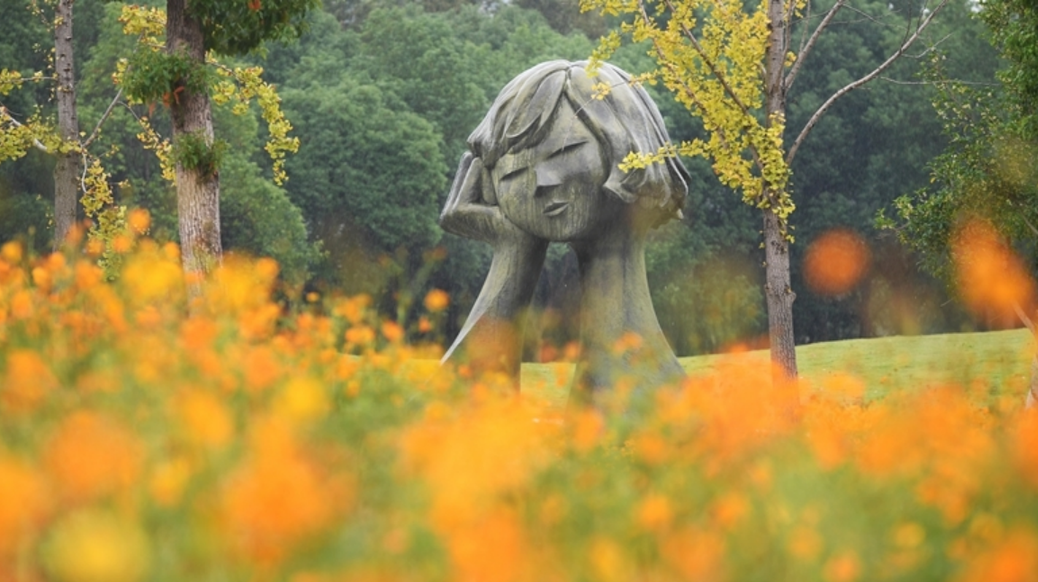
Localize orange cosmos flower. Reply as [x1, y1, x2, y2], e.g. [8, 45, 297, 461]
[44, 412, 143, 504]
[787, 525, 823, 561]
[824, 550, 862, 582]
[1, 240, 22, 264]
[221, 437, 348, 564]
[242, 345, 282, 392]
[85, 236, 105, 257]
[335, 295, 370, 325]
[952, 218, 1037, 328]
[111, 234, 133, 254]
[2, 349, 59, 414]
[344, 325, 376, 346]
[381, 320, 405, 343]
[0, 456, 49, 557]
[957, 527, 1038, 582]
[446, 507, 529, 582]
[127, 208, 150, 234]
[417, 316, 433, 333]
[176, 390, 234, 449]
[423, 289, 450, 312]
[660, 527, 725, 582]
[636, 493, 674, 532]
[804, 229, 871, 296]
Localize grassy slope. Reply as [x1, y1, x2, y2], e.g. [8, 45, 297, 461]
[522, 328, 1035, 409]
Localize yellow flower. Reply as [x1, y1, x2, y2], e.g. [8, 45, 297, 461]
[42, 508, 150, 582]
[273, 377, 330, 425]
[148, 457, 192, 507]
[1, 240, 22, 264]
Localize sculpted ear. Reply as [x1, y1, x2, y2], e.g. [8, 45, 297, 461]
[602, 166, 639, 204]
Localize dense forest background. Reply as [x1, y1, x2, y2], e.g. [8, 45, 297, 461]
[0, 0, 1004, 356]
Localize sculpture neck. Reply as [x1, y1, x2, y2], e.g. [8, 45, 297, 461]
[569, 224, 684, 409]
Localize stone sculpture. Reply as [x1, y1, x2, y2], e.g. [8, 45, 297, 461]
[440, 60, 690, 410]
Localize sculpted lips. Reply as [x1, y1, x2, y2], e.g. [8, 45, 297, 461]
[544, 201, 568, 217]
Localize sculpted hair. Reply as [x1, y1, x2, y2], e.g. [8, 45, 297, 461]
[468, 60, 690, 226]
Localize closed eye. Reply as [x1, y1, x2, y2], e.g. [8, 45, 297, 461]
[547, 139, 589, 159]
[499, 166, 528, 181]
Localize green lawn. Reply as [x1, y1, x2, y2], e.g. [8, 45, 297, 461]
[521, 328, 1035, 409]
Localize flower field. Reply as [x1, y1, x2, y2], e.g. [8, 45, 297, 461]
[2, 227, 1038, 582]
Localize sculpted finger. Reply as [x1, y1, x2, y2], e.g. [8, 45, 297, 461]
[441, 155, 492, 237]
[456, 156, 484, 206]
[443, 151, 475, 212]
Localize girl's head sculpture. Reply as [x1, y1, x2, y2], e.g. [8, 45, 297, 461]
[440, 61, 691, 407]
[466, 60, 690, 241]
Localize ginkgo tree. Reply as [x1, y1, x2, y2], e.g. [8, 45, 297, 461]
[121, 0, 316, 280]
[1, 0, 315, 284]
[581, 0, 949, 378]
[0, 0, 94, 249]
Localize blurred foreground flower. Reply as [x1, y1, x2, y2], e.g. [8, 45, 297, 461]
[803, 229, 871, 296]
[41, 508, 150, 582]
[1, 237, 1038, 582]
[423, 288, 449, 312]
[952, 218, 1037, 328]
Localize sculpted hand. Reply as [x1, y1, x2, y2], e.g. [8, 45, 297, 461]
[438, 152, 547, 386]
[439, 152, 540, 249]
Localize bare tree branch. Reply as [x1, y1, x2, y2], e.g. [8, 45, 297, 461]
[841, 3, 908, 30]
[785, 0, 847, 91]
[786, 0, 950, 165]
[83, 88, 123, 149]
[1, 105, 51, 153]
[796, 0, 813, 58]
[879, 76, 999, 86]
[80, 152, 89, 194]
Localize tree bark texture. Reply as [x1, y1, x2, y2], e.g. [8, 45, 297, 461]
[762, 208, 797, 377]
[167, 0, 222, 278]
[53, 0, 79, 249]
[763, 0, 798, 378]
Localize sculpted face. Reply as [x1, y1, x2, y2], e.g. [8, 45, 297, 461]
[489, 99, 623, 242]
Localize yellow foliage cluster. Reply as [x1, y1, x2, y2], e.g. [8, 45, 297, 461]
[582, 0, 798, 232]
[117, 5, 300, 186]
[1, 234, 1038, 581]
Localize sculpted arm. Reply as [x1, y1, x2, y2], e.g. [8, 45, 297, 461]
[439, 152, 547, 390]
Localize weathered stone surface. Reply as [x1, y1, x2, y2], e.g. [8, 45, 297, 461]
[440, 60, 691, 410]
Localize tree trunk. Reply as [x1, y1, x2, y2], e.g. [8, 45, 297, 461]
[53, 0, 79, 249]
[166, 0, 221, 280]
[762, 208, 797, 377]
[763, 0, 798, 378]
